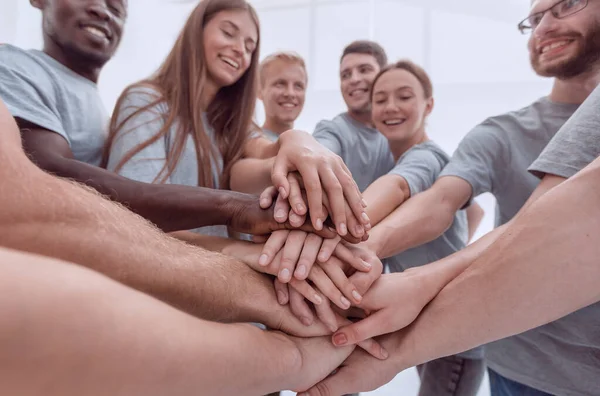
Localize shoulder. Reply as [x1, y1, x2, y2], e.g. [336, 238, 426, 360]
[0, 45, 52, 76]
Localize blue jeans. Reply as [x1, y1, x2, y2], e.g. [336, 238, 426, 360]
[488, 369, 554, 396]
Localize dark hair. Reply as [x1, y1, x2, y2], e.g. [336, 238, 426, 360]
[371, 59, 433, 100]
[340, 40, 387, 68]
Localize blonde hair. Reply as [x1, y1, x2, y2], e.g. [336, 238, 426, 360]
[259, 51, 307, 87]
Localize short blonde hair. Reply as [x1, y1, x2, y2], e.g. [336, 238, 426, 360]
[259, 51, 307, 87]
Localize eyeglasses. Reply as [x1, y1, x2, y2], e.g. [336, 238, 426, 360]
[518, 0, 589, 34]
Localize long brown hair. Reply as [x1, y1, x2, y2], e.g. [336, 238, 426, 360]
[103, 0, 260, 189]
[371, 59, 433, 101]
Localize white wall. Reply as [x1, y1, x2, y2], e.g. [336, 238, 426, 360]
[2, 1, 553, 394]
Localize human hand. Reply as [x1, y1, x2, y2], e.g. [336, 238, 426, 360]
[273, 130, 369, 238]
[298, 333, 404, 395]
[329, 268, 443, 348]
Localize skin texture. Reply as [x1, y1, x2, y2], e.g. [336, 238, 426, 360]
[339, 53, 380, 126]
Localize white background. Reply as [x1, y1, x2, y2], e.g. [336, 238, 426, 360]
[1, 0, 554, 394]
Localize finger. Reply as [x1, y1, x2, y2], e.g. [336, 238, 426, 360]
[287, 172, 307, 216]
[334, 165, 369, 227]
[357, 337, 388, 360]
[296, 163, 325, 232]
[289, 277, 324, 306]
[319, 168, 347, 236]
[288, 209, 307, 229]
[334, 244, 373, 273]
[308, 265, 351, 311]
[259, 230, 290, 267]
[289, 287, 315, 327]
[302, 366, 354, 396]
[313, 296, 340, 333]
[271, 154, 291, 199]
[332, 310, 391, 346]
[317, 236, 341, 263]
[320, 256, 363, 305]
[274, 278, 290, 305]
[251, 234, 269, 244]
[259, 186, 277, 209]
[294, 233, 323, 280]
[279, 231, 308, 283]
[274, 192, 291, 224]
[321, 194, 363, 244]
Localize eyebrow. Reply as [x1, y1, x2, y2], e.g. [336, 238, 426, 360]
[340, 63, 375, 74]
[222, 20, 257, 45]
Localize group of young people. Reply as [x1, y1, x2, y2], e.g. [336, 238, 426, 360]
[1, 0, 600, 395]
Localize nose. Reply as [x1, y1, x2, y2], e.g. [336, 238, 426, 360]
[349, 69, 361, 85]
[384, 99, 398, 113]
[87, 1, 111, 21]
[533, 11, 560, 39]
[283, 83, 295, 98]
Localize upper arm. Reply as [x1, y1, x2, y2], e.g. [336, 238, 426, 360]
[105, 90, 170, 183]
[521, 174, 566, 213]
[243, 135, 278, 159]
[312, 120, 343, 156]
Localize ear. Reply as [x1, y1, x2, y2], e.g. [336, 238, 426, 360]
[425, 97, 434, 117]
[30, 0, 45, 10]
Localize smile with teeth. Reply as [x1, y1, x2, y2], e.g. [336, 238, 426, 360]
[83, 26, 108, 41]
[220, 56, 240, 70]
[540, 40, 573, 54]
[349, 88, 367, 97]
[383, 119, 405, 126]
[280, 103, 296, 108]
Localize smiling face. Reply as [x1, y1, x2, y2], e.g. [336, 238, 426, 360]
[371, 68, 433, 145]
[339, 53, 381, 114]
[259, 59, 307, 126]
[202, 9, 258, 89]
[528, 0, 600, 78]
[34, 0, 127, 67]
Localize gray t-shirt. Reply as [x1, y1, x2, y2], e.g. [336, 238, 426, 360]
[442, 97, 584, 394]
[489, 85, 600, 396]
[313, 113, 394, 191]
[382, 142, 479, 360]
[0, 44, 107, 166]
[440, 97, 579, 227]
[106, 86, 227, 237]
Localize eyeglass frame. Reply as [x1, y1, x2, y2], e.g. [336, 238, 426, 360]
[517, 0, 589, 34]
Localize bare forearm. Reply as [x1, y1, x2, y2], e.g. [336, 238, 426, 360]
[466, 202, 484, 241]
[34, 154, 249, 232]
[0, 248, 300, 396]
[362, 175, 409, 227]
[397, 165, 600, 368]
[230, 157, 275, 194]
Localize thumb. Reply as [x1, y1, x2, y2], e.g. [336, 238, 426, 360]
[332, 309, 390, 346]
[300, 366, 355, 396]
[272, 154, 291, 199]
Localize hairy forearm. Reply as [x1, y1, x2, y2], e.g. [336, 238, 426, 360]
[230, 157, 275, 194]
[0, 247, 301, 396]
[34, 154, 252, 232]
[367, 189, 457, 258]
[396, 164, 600, 368]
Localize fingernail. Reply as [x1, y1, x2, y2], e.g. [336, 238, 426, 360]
[277, 291, 287, 305]
[260, 197, 269, 206]
[365, 222, 372, 231]
[279, 268, 291, 282]
[295, 265, 307, 278]
[361, 212, 370, 223]
[316, 218, 323, 230]
[301, 316, 313, 326]
[279, 187, 286, 197]
[314, 294, 323, 305]
[318, 252, 327, 262]
[362, 199, 368, 208]
[355, 225, 364, 236]
[276, 209, 286, 219]
[341, 296, 351, 308]
[296, 203, 305, 213]
[362, 259, 372, 269]
[258, 254, 269, 266]
[333, 332, 348, 346]
[328, 323, 339, 333]
[352, 290, 362, 302]
[381, 346, 389, 359]
[339, 222, 347, 236]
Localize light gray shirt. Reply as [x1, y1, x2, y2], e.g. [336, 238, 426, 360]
[442, 97, 583, 394]
[383, 142, 478, 359]
[106, 86, 227, 237]
[491, 85, 600, 396]
[440, 97, 579, 227]
[313, 113, 394, 191]
[0, 44, 108, 166]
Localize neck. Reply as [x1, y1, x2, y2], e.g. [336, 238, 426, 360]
[389, 130, 429, 162]
[549, 68, 600, 104]
[201, 78, 221, 111]
[262, 118, 294, 135]
[43, 43, 102, 83]
[347, 109, 374, 128]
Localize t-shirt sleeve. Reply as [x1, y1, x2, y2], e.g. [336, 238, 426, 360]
[0, 46, 68, 144]
[529, 85, 600, 179]
[440, 121, 508, 199]
[388, 147, 444, 196]
[313, 120, 343, 156]
[105, 88, 171, 184]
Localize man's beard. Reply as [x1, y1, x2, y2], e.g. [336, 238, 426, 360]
[530, 21, 600, 79]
